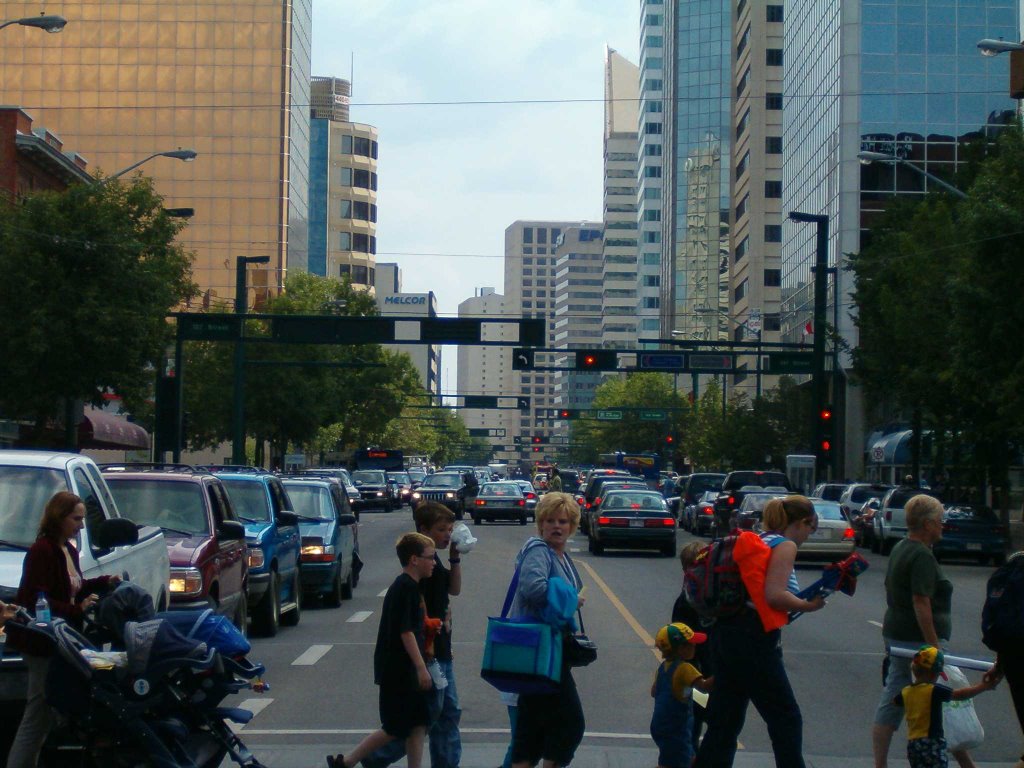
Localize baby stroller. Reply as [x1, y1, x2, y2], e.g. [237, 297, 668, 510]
[8, 583, 268, 768]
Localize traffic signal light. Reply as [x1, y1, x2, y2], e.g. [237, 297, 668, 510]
[557, 408, 579, 420]
[818, 405, 835, 459]
[574, 349, 618, 371]
[665, 434, 675, 445]
[532, 435, 543, 444]
[532, 446, 542, 453]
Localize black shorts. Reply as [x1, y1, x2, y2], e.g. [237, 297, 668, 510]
[379, 684, 430, 739]
[511, 672, 586, 766]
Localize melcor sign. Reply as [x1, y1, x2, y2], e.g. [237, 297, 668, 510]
[384, 295, 427, 305]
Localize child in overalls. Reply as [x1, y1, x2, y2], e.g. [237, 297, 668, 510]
[650, 623, 715, 768]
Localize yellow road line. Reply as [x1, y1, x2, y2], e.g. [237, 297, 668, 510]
[577, 558, 716, 717]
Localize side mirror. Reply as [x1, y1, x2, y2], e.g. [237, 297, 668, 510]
[95, 518, 140, 548]
[338, 514, 357, 526]
[275, 510, 298, 528]
[218, 520, 245, 541]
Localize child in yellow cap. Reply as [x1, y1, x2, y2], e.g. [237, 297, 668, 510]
[894, 645, 997, 768]
[650, 622, 715, 768]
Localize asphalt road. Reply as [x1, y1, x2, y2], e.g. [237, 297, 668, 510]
[228, 508, 1022, 767]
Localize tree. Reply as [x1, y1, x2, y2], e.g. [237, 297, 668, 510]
[0, 178, 197, 442]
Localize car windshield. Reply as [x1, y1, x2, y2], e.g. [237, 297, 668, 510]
[0, 466, 67, 548]
[481, 483, 522, 497]
[813, 501, 845, 521]
[604, 492, 665, 510]
[106, 480, 210, 535]
[742, 493, 778, 510]
[220, 480, 272, 522]
[352, 471, 386, 485]
[284, 484, 336, 521]
[408, 470, 426, 482]
[422, 474, 461, 488]
[388, 472, 411, 484]
[819, 485, 846, 501]
[516, 482, 535, 493]
[851, 486, 889, 503]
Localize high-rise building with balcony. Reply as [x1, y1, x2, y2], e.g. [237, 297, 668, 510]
[637, 2, 666, 344]
[308, 77, 379, 288]
[603, 48, 641, 349]
[781, 0, 1019, 476]
[0, 0, 312, 305]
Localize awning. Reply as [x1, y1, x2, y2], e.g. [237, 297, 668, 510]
[867, 430, 912, 465]
[78, 407, 149, 450]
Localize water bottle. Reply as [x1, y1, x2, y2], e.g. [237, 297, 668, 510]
[35, 593, 50, 624]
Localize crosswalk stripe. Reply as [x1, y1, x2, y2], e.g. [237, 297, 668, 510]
[347, 610, 374, 623]
[291, 644, 333, 666]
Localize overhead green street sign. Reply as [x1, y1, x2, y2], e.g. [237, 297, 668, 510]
[596, 410, 623, 421]
[767, 351, 814, 374]
[639, 409, 668, 421]
[177, 314, 241, 341]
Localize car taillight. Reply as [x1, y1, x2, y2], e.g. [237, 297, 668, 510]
[662, 517, 675, 526]
[728, 496, 735, 506]
[594, 497, 602, 506]
[700, 505, 713, 515]
[630, 503, 641, 509]
[843, 527, 855, 539]
[517, 499, 525, 506]
[527, 492, 536, 499]
[597, 516, 611, 525]
[585, 501, 592, 509]
[475, 499, 486, 506]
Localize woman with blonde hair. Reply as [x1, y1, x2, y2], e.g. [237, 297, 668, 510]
[694, 495, 827, 768]
[502, 492, 587, 768]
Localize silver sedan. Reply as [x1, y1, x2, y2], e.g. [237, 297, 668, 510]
[797, 499, 856, 560]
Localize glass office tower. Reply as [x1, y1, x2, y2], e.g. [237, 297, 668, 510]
[660, 0, 734, 341]
[0, 0, 313, 303]
[781, 0, 1019, 475]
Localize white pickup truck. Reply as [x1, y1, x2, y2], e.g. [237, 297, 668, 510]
[0, 450, 170, 707]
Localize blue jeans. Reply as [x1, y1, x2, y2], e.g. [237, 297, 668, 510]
[362, 660, 460, 768]
[693, 614, 805, 768]
[501, 705, 517, 768]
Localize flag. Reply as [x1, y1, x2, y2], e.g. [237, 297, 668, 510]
[802, 320, 813, 336]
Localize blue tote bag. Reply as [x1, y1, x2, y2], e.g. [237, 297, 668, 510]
[480, 556, 563, 694]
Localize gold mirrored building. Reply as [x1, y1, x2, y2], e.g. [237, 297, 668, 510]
[0, 0, 312, 306]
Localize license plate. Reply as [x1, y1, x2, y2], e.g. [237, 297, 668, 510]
[967, 543, 982, 551]
[810, 530, 828, 540]
[629, 519, 643, 528]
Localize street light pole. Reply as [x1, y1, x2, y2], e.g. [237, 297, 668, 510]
[0, 14, 67, 33]
[789, 211, 830, 481]
[856, 151, 967, 199]
[95, 149, 197, 185]
[232, 256, 271, 465]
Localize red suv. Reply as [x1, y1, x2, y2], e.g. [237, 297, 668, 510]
[101, 465, 248, 630]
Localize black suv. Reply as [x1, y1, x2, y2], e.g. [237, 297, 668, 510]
[411, 472, 467, 519]
[350, 469, 399, 512]
[712, 470, 794, 535]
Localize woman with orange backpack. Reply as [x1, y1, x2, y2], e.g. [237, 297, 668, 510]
[693, 496, 827, 768]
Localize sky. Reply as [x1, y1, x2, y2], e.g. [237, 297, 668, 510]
[311, 0, 641, 319]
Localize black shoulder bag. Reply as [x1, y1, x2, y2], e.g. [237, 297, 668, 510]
[563, 610, 597, 668]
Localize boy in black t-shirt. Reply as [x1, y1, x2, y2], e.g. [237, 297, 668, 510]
[327, 533, 436, 768]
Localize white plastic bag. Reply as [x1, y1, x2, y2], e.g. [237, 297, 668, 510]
[942, 665, 985, 751]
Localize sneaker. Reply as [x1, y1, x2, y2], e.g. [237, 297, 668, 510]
[326, 754, 345, 768]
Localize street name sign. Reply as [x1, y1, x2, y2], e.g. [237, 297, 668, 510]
[638, 352, 686, 370]
[596, 410, 623, 421]
[639, 410, 668, 421]
[767, 352, 814, 374]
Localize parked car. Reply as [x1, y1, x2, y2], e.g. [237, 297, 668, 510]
[683, 491, 720, 536]
[513, 480, 539, 520]
[102, 465, 248, 629]
[713, 471, 793, 535]
[932, 505, 1008, 565]
[850, 497, 882, 548]
[811, 483, 850, 502]
[213, 469, 301, 636]
[470, 482, 529, 525]
[797, 499, 856, 560]
[588, 489, 676, 557]
[872, 487, 943, 555]
[299, 468, 361, 517]
[0, 451, 170, 744]
[351, 469, 398, 512]
[411, 471, 467, 519]
[281, 477, 359, 606]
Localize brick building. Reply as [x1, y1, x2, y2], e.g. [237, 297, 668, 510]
[0, 107, 91, 200]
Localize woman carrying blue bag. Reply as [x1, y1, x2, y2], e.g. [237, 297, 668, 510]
[501, 492, 587, 768]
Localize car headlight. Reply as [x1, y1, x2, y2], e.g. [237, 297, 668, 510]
[445, 492, 456, 499]
[169, 567, 203, 597]
[412, 492, 421, 500]
[376, 491, 384, 497]
[301, 540, 335, 556]
[247, 547, 265, 569]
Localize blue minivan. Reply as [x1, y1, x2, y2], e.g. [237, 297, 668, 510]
[281, 477, 360, 606]
[213, 469, 301, 637]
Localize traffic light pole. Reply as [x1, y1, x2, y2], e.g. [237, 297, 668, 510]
[789, 211, 830, 481]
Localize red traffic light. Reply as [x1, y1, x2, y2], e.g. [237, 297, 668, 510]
[532, 446, 542, 453]
[821, 440, 832, 452]
[665, 435, 675, 444]
[820, 408, 833, 421]
[532, 436, 542, 444]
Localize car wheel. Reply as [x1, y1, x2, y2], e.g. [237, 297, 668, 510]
[662, 542, 676, 558]
[281, 569, 302, 627]
[340, 566, 354, 600]
[325, 565, 344, 608]
[233, 594, 248, 637]
[255, 571, 280, 637]
[519, 515, 527, 526]
[592, 539, 605, 555]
